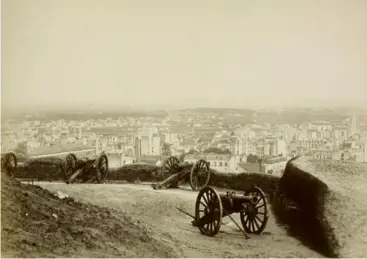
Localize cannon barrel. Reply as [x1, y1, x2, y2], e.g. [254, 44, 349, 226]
[219, 193, 255, 201]
[219, 192, 258, 204]
[217, 192, 260, 213]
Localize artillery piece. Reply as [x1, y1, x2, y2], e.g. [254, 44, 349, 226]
[1, 152, 18, 177]
[176, 185, 268, 239]
[64, 152, 108, 184]
[23, 152, 108, 184]
[151, 156, 211, 191]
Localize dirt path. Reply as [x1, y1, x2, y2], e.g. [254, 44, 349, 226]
[36, 182, 322, 258]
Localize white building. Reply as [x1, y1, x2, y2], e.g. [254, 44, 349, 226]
[26, 140, 41, 150]
[107, 153, 135, 168]
[164, 132, 180, 144]
[283, 127, 298, 142]
[151, 134, 161, 156]
[363, 141, 367, 162]
[185, 154, 242, 173]
[349, 112, 360, 137]
[308, 121, 332, 132]
[1, 132, 18, 152]
[263, 156, 288, 176]
[233, 137, 257, 156]
[274, 139, 287, 156]
[333, 128, 348, 141]
[140, 136, 150, 156]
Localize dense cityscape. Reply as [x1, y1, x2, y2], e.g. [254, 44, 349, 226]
[2, 107, 367, 177]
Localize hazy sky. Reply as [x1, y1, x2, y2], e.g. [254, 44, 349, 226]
[2, 0, 367, 111]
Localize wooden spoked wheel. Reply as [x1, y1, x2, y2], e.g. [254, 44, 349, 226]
[2, 152, 17, 177]
[64, 153, 77, 180]
[96, 154, 109, 183]
[240, 186, 269, 234]
[195, 186, 223, 236]
[161, 156, 180, 180]
[190, 159, 211, 191]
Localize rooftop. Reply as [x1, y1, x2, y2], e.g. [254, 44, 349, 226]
[87, 127, 138, 135]
[185, 154, 231, 161]
[263, 156, 288, 164]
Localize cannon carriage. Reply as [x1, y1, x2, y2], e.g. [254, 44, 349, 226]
[177, 185, 269, 239]
[1, 152, 18, 177]
[23, 152, 108, 184]
[63, 152, 108, 184]
[151, 156, 211, 191]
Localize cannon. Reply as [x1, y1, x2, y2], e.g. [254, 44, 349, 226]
[64, 152, 108, 184]
[151, 156, 211, 191]
[176, 185, 268, 239]
[23, 152, 108, 183]
[1, 152, 18, 177]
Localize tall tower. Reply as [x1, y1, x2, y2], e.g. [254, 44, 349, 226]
[349, 112, 360, 137]
[134, 137, 141, 158]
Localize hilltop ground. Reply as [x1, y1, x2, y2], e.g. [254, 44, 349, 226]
[32, 182, 322, 258]
[3, 157, 367, 257]
[1, 174, 179, 258]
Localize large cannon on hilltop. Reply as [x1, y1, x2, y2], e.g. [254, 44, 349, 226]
[24, 152, 108, 184]
[151, 156, 211, 191]
[1, 152, 18, 177]
[177, 186, 269, 239]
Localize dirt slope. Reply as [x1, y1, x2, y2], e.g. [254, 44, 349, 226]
[37, 182, 322, 258]
[1, 175, 179, 258]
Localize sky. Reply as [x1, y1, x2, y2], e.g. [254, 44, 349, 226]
[1, 0, 367, 112]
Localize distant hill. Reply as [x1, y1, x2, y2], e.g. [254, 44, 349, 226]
[2, 110, 169, 122]
[182, 107, 255, 115]
[253, 109, 350, 124]
[181, 107, 356, 125]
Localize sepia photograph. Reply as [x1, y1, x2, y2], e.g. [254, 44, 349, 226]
[1, 0, 367, 258]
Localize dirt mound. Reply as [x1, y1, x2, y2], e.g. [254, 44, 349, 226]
[278, 156, 367, 257]
[1, 173, 179, 258]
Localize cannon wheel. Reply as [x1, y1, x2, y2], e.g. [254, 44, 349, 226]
[64, 153, 78, 180]
[190, 159, 211, 191]
[195, 186, 222, 236]
[161, 156, 180, 180]
[2, 152, 17, 177]
[240, 186, 269, 234]
[96, 154, 108, 183]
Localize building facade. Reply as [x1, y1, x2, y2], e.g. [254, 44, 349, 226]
[140, 136, 150, 156]
[263, 156, 288, 176]
[151, 134, 161, 156]
[185, 153, 244, 173]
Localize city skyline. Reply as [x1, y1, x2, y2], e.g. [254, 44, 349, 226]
[2, 0, 367, 112]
